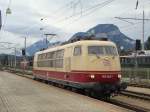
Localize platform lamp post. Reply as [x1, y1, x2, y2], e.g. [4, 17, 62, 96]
[6, 7, 11, 15]
[6, 0, 12, 15]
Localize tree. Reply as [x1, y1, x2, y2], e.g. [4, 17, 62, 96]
[145, 36, 150, 50]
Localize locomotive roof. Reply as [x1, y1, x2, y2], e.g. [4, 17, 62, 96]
[35, 40, 116, 55]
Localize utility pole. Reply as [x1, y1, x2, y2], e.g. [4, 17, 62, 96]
[115, 11, 150, 51]
[21, 37, 27, 75]
[14, 47, 16, 70]
[24, 37, 26, 57]
[142, 11, 145, 50]
[44, 33, 56, 48]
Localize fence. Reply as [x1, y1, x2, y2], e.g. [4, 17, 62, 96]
[121, 67, 150, 85]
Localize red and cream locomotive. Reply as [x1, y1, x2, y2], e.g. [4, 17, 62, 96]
[33, 40, 126, 97]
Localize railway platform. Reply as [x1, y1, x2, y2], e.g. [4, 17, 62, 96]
[0, 71, 131, 112]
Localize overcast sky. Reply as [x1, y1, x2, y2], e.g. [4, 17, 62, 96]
[0, 0, 150, 53]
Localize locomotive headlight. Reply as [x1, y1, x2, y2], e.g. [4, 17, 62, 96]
[118, 74, 121, 78]
[90, 74, 95, 79]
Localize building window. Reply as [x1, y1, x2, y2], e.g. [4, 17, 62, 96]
[74, 46, 81, 56]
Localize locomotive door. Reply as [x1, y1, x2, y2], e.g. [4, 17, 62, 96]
[65, 47, 72, 72]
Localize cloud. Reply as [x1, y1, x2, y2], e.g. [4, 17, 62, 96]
[0, 0, 150, 54]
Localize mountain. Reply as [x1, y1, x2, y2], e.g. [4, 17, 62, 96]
[25, 24, 135, 56]
[69, 24, 135, 50]
[26, 39, 61, 56]
[26, 39, 48, 56]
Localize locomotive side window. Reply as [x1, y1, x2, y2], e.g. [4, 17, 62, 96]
[38, 54, 42, 60]
[47, 52, 52, 59]
[52, 51, 56, 59]
[74, 46, 81, 56]
[37, 49, 64, 68]
[56, 50, 64, 58]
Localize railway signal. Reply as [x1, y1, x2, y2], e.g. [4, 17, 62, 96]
[22, 48, 26, 56]
[135, 39, 141, 51]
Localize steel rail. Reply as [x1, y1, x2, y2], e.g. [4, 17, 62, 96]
[121, 90, 150, 101]
[106, 99, 150, 112]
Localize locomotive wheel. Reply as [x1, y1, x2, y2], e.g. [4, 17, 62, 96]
[85, 89, 90, 96]
[42, 80, 46, 83]
[33, 76, 37, 80]
[85, 89, 98, 98]
[47, 81, 52, 85]
[90, 91, 95, 98]
[50, 82, 55, 86]
[71, 88, 77, 92]
[66, 86, 71, 90]
[45, 80, 49, 84]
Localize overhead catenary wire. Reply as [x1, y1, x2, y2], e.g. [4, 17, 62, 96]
[3, 0, 117, 38]
[40, 0, 77, 21]
[56, 0, 150, 31]
[18, 0, 77, 36]
[51, 0, 150, 27]
[41, 0, 116, 30]
[54, 0, 116, 24]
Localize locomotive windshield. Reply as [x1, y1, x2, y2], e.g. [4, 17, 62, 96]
[88, 46, 118, 56]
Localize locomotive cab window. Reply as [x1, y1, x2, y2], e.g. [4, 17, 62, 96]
[88, 46, 104, 55]
[105, 46, 118, 56]
[88, 46, 118, 56]
[74, 46, 82, 56]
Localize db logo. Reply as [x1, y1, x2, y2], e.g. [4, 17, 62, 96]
[103, 59, 111, 66]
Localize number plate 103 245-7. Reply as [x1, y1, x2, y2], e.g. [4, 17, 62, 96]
[102, 75, 113, 78]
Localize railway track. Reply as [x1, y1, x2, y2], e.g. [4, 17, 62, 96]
[129, 84, 150, 89]
[107, 90, 150, 112]
[120, 90, 150, 101]
[4, 70, 150, 112]
[106, 98, 150, 112]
